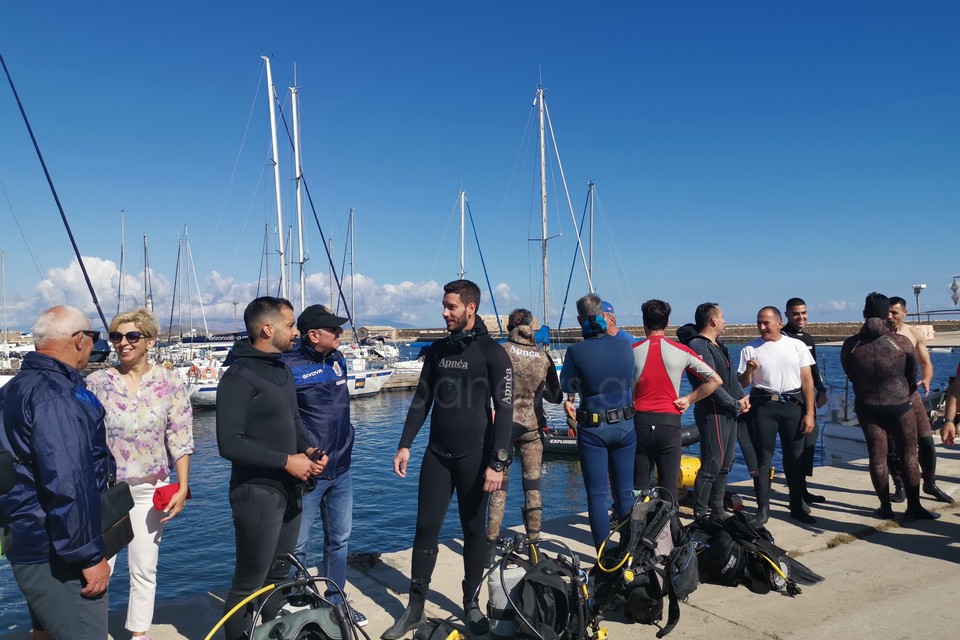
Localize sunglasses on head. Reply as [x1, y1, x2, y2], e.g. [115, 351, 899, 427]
[72, 330, 101, 342]
[108, 331, 144, 344]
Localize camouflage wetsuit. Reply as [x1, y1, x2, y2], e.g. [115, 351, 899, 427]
[486, 325, 562, 543]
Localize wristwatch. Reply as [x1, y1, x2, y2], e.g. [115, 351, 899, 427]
[489, 448, 510, 473]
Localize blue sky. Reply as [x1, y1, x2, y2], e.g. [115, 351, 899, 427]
[1, 2, 958, 332]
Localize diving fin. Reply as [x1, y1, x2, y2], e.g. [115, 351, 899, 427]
[783, 556, 824, 585]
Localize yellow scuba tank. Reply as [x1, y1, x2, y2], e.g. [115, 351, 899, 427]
[653, 455, 701, 492]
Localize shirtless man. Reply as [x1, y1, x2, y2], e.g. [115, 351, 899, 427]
[887, 296, 953, 503]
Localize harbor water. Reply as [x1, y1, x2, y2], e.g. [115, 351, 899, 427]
[1, 343, 958, 632]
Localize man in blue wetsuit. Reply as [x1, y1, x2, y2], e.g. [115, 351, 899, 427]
[281, 304, 366, 627]
[385, 279, 513, 640]
[560, 293, 636, 549]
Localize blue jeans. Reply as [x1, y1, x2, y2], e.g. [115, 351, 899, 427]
[577, 421, 636, 549]
[293, 470, 353, 604]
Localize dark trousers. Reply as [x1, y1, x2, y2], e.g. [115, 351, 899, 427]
[223, 482, 302, 640]
[412, 447, 488, 602]
[11, 558, 107, 640]
[750, 399, 807, 512]
[634, 415, 683, 505]
[693, 407, 737, 517]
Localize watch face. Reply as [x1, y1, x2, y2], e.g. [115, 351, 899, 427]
[495, 449, 509, 462]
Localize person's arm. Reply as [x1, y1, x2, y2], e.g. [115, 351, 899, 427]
[484, 344, 514, 493]
[161, 454, 191, 523]
[163, 371, 195, 522]
[691, 340, 739, 413]
[559, 349, 579, 394]
[216, 374, 288, 470]
[913, 327, 934, 395]
[941, 377, 960, 445]
[394, 347, 436, 478]
[809, 342, 828, 408]
[542, 352, 563, 404]
[675, 352, 720, 411]
[737, 347, 758, 389]
[799, 366, 816, 434]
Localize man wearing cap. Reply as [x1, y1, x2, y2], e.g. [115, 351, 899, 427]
[281, 304, 366, 626]
[601, 300, 637, 343]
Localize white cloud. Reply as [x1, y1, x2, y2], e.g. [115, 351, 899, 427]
[817, 300, 857, 313]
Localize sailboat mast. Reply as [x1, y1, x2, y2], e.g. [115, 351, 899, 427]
[537, 86, 550, 326]
[329, 238, 335, 309]
[1, 251, 8, 363]
[262, 56, 287, 300]
[143, 234, 153, 312]
[117, 209, 125, 315]
[349, 208, 355, 331]
[588, 181, 594, 285]
[459, 190, 466, 279]
[291, 84, 307, 311]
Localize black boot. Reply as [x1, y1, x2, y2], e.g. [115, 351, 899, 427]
[923, 481, 955, 504]
[753, 475, 770, 525]
[889, 454, 906, 503]
[462, 580, 489, 637]
[381, 579, 428, 640]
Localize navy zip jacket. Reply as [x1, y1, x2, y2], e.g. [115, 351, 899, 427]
[399, 316, 514, 462]
[281, 344, 353, 478]
[0, 352, 110, 566]
[217, 339, 312, 497]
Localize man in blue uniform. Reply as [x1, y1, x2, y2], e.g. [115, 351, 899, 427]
[0, 305, 111, 639]
[282, 304, 366, 627]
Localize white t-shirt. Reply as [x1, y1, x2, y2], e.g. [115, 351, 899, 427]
[737, 335, 815, 393]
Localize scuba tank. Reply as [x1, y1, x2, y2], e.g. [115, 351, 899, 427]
[487, 556, 528, 639]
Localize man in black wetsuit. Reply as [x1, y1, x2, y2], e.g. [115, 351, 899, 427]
[841, 293, 938, 521]
[384, 280, 513, 640]
[782, 297, 829, 508]
[217, 297, 327, 640]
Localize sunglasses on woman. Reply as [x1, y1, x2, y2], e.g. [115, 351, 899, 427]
[108, 331, 144, 344]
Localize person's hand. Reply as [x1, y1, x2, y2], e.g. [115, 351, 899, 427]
[673, 396, 691, 412]
[738, 397, 751, 414]
[393, 448, 410, 478]
[801, 414, 816, 435]
[160, 486, 189, 523]
[80, 559, 110, 598]
[305, 449, 328, 477]
[746, 359, 760, 373]
[940, 421, 956, 446]
[815, 389, 828, 409]
[483, 467, 503, 493]
[284, 453, 317, 481]
[918, 380, 929, 396]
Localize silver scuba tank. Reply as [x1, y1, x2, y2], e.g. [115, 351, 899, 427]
[487, 559, 527, 639]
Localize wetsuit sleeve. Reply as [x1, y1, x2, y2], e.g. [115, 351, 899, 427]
[216, 372, 288, 470]
[32, 396, 105, 566]
[295, 413, 312, 453]
[809, 342, 826, 391]
[542, 352, 563, 404]
[559, 350, 579, 394]
[486, 340, 515, 457]
[398, 347, 436, 449]
[691, 341, 739, 413]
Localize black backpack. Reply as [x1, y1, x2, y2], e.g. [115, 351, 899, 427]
[513, 554, 586, 640]
[591, 492, 698, 638]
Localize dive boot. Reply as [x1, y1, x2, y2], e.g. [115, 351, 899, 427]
[381, 580, 428, 640]
[753, 475, 770, 525]
[462, 580, 489, 637]
[889, 456, 906, 503]
[923, 481, 955, 504]
[903, 504, 941, 521]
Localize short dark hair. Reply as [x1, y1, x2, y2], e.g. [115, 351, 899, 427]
[758, 306, 782, 321]
[694, 302, 720, 331]
[507, 308, 533, 331]
[889, 296, 907, 309]
[244, 296, 293, 335]
[443, 279, 481, 309]
[863, 292, 891, 319]
[641, 299, 671, 331]
[785, 297, 806, 311]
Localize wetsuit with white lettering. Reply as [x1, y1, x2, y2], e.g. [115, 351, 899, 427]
[398, 316, 513, 603]
[631, 335, 716, 503]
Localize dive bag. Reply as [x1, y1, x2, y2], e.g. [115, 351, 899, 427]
[512, 553, 587, 640]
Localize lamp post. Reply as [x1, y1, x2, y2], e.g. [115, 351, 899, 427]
[912, 284, 926, 321]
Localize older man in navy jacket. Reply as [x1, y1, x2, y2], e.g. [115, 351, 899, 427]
[281, 304, 366, 626]
[0, 306, 111, 639]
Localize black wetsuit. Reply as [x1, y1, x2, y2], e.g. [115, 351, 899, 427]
[840, 318, 922, 511]
[782, 324, 826, 476]
[398, 317, 513, 604]
[686, 335, 746, 518]
[216, 339, 313, 640]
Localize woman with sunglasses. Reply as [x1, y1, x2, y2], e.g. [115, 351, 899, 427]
[86, 308, 194, 640]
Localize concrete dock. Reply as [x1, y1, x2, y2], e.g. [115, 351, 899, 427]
[7, 445, 960, 639]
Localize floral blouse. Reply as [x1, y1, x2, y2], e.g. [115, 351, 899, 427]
[86, 365, 195, 482]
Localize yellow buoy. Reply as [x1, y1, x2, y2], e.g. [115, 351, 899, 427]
[653, 455, 701, 491]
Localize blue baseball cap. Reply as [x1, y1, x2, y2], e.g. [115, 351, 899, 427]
[600, 301, 615, 314]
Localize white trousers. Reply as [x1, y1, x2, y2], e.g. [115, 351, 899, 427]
[108, 476, 167, 634]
